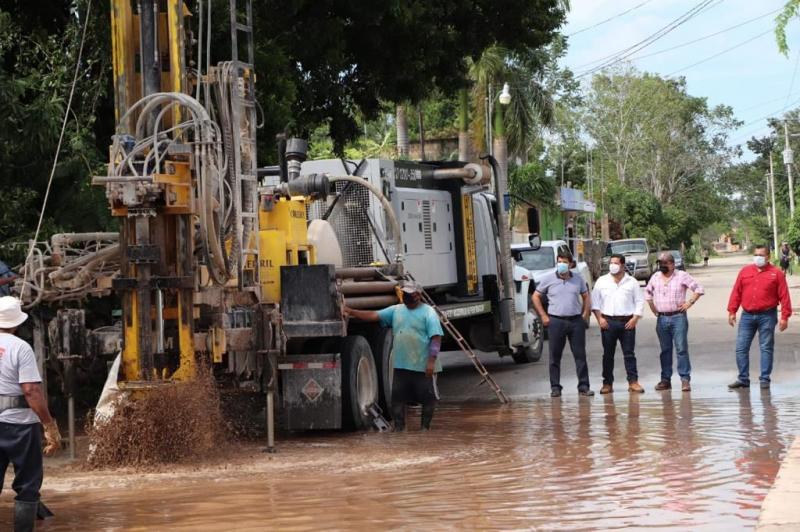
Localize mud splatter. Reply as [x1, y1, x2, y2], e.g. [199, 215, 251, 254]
[85, 368, 227, 469]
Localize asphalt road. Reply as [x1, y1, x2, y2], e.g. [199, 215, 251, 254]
[438, 253, 800, 401]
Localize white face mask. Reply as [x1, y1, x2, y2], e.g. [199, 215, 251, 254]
[609, 263, 622, 275]
[754, 255, 767, 268]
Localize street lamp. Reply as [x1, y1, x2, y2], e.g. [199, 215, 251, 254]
[486, 82, 512, 156]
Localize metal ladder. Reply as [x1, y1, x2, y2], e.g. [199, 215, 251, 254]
[228, 0, 259, 286]
[415, 284, 509, 404]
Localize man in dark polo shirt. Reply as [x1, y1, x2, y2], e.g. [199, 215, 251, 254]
[532, 251, 594, 398]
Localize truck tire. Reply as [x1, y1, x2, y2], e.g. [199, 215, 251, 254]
[341, 335, 379, 430]
[369, 327, 394, 416]
[513, 312, 543, 364]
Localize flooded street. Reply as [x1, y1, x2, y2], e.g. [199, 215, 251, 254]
[28, 392, 800, 530]
[3, 254, 800, 530]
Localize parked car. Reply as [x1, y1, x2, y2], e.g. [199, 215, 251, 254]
[601, 238, 656, 282]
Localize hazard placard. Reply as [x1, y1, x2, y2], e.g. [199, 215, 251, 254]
[302, 378, 324, 402]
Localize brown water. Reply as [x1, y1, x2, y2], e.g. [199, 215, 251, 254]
[9, 390, 798, 530]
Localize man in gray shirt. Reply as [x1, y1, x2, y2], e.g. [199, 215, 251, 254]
[0, 296, 60, 530]
[532, 251, 594, 397]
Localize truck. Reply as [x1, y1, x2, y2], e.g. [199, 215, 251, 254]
[15, 0, 543, 451]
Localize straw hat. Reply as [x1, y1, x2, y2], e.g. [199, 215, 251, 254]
[0, 297, 28, 329]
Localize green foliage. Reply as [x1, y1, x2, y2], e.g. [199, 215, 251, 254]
[776, 0, 800, 55]
[0, 0, 113, 263]
[785, 209, 800, 252]
[258, 0, 566, 153]
[605, 183, 666, 247]
[509, 162, 556, 208]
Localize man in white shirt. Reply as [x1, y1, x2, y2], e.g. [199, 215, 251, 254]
[592, 254, 646, 394]
[0, 296, 61, 530]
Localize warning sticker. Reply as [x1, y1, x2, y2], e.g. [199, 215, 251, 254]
[302, 378, 324, 402]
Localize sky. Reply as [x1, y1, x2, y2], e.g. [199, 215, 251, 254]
[560, 0, 800, 160]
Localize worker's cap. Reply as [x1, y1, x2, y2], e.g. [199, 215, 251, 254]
[0, 296, 27, 329]
[399, 280, 422, 294]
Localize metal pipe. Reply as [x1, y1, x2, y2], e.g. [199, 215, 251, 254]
[340, 281, 398, 296]
[138, 0, 161, 97]
[344, 295, 398, 309]
[430, 164, 485, 185]
[155, 288, 165, 353]
[335, 267, 382, 280]
[68, 395, 76, 460]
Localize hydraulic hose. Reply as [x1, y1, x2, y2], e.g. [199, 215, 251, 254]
[327, 175, 404, 263]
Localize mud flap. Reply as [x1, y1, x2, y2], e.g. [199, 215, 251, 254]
[280, 354, 342, 430]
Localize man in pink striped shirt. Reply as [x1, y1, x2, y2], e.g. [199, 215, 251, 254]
[645, 252, 705, 392]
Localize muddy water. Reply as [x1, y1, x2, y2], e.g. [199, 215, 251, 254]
[18, 390, 799, 530]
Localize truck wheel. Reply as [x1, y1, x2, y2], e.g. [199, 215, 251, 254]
[513, 312, 543, 364]
[369, 328, 394, 416]
[341, 335, 379, 430]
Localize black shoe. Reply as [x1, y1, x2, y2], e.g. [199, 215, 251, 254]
[728, 381, 750, 389]
[579, 389, 595, 397]
[551, 389, 562, 398]
[760, 381, 771, 389]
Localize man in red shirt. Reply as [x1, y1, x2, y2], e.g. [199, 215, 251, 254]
[727, 245, 792, 389]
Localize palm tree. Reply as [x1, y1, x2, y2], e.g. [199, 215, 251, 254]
[395, 104, 409, 158]
[467, 46, 555, 161]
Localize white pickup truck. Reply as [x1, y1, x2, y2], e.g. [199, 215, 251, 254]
[511, 239, 593, 289]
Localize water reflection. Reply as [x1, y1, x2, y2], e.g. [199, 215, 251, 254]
[14, 393, 799, 531]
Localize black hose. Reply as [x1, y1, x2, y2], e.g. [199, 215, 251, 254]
[321, 158, 367, 221]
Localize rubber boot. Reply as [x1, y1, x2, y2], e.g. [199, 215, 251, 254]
[421, 403, 435, 430]
[37, 501, 55, 520]
[391, 403, 406, 432]
[14, 500, 38, 532]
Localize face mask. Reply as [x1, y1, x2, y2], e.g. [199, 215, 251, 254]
[754, 255, 767, 268]
[609, 263, 621, 275]
[659, 265, 670, 274]
[556, 263, 569, 275]
[402, 293, 418, 306]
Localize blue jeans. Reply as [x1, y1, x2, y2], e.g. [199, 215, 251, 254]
[656, 313, 691, 381]
[735, 309, 778, 385]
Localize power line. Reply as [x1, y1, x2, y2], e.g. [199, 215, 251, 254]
[786, 48, 800, 107]
[630, 7, 781, 62]
[666, 28, 772, 77]
[567, 0, 654, 37]
[576, 0, 721, 78]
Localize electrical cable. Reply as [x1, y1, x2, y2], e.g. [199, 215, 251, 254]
[666, 28, 772, 77]
[567, 0, 654, 37]
[630, 7, 781, 62]
[575, 0, 720, 78]
[21, 0, 93, 300]
[786, 48, 800, 107]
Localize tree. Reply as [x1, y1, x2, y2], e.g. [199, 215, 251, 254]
[256, 0, 567, 152]
[776, 0, 800, 55]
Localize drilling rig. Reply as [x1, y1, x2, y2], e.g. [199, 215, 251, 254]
[19, 0, 543, 453]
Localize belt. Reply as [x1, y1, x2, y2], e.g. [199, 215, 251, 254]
[0, 395, 29, 412]
[603, 315, 633, 321]
[743, 307, 777, 315]
[549, 314, 582, 321]
[658, 311, 685, 317]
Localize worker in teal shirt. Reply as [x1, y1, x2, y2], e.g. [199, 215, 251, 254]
[345, 281, 443, 431]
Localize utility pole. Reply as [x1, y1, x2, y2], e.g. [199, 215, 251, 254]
[770, 152, 779, 257]
[784, 122, 796, 218]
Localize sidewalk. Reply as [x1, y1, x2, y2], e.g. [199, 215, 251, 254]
[759, 437, 800, 531]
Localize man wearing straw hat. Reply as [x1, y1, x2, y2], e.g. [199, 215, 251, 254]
[345, 280, 443, 431]
[0, 296, 61, 531]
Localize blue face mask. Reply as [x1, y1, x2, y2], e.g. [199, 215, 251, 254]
[556, 262, 569, 275]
